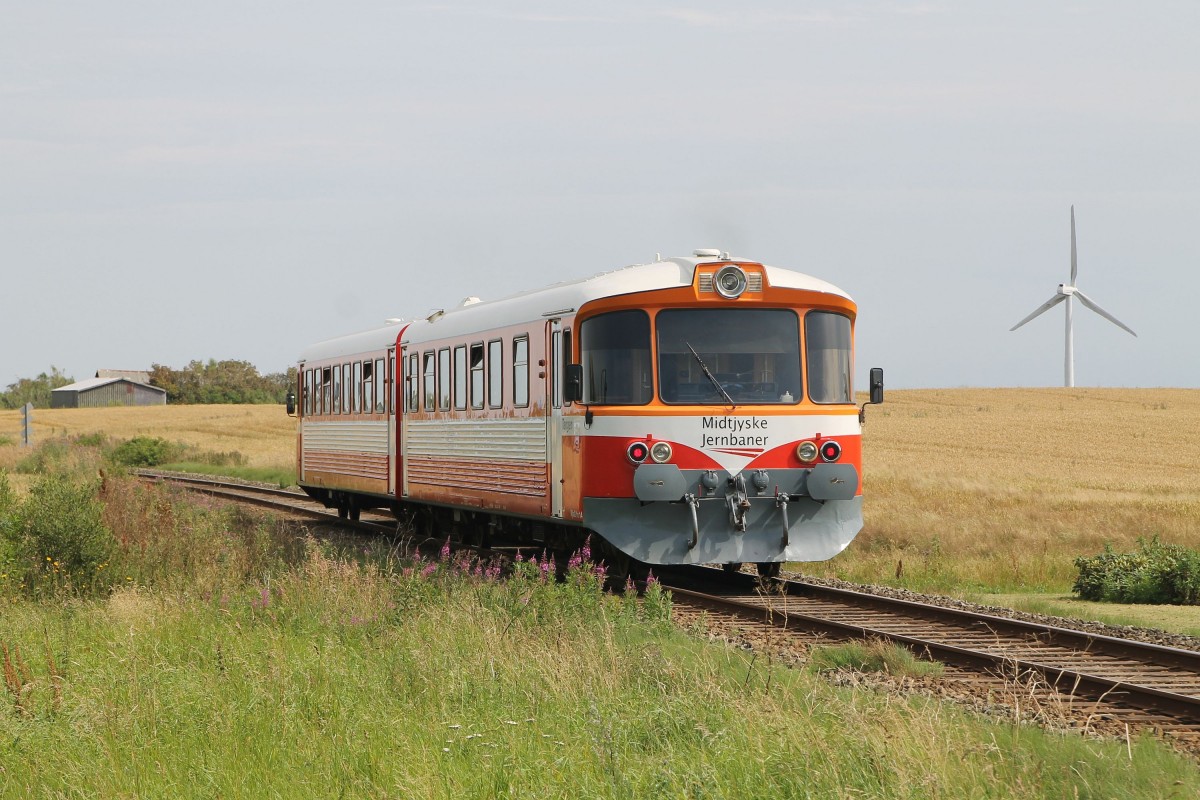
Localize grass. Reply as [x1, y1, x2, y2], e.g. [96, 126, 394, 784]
[2, 475, 1198, 797]
[157, 461, 298, 488]
[809, 639, 945, 678]
[970, 592, 1200, 638]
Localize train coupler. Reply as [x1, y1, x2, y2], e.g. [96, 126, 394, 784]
[726, 474, 751, 532]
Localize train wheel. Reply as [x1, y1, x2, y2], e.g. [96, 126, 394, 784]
[722, 562, 743, 575]
[348, 504, 360, 522]
[604, 553, 631, 592]
[756, 562, 781, 579]
[415, 509, 436, 540]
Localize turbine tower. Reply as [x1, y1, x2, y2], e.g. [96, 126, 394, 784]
[1010, 206, 1136, 387]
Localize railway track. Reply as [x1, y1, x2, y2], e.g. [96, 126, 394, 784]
[140, 470, 1200, 750]
[133, 471, 402, 537]
[661, 570, 1200, 746]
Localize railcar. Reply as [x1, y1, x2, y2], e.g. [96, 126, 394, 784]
[291, 249, 882, 577]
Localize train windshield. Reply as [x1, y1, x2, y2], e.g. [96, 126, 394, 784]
[657, 309, 801, 405]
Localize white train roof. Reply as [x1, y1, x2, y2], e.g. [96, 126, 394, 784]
[299, 322, 406, 364]
[298, 253, 853, 362]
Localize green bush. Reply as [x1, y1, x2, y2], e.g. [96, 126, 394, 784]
[3, 474, 114, 594]
[74, 432, 108, 448]
[109, 436, 180, 467]
[1074, 536, 1200, 605]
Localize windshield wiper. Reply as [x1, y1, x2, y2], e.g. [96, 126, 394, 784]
[686, 341, 736, 409]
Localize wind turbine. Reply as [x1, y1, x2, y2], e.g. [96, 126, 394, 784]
[1010, 206, 1136, 387]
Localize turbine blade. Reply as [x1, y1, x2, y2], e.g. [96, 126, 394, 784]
[1070, 205, 1078, 285]
[1010, 294, 1066, 331]
[1073, 290, 1137, 337]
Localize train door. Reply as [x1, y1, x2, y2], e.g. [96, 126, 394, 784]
[548, 319, 564, 518]
[389, 347, 398, 497]
[399, 347, 417, 499]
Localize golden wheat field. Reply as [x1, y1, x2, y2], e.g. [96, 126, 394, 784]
[823, 388, 1200, 594]
[0, 403, 296, 471]
[2, 390, 1198, 601]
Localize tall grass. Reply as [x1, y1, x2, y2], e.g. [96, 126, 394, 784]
[1, 473, 1198, 797]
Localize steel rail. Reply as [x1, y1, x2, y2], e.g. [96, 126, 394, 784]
[134, 470, 400, 536]
[666, 575, 1200, 724]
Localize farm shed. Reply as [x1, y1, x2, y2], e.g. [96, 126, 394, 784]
[50, 377, 167, 408]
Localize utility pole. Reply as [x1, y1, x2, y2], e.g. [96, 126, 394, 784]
[20, 402, 33, 447]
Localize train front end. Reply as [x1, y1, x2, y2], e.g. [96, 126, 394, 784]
[568, 254, 875, 568]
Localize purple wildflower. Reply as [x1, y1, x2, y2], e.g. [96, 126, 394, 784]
[251, 587, 271, 609]
[440, 538, 452, 562]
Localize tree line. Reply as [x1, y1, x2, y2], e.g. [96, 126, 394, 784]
[0, 361, 295, 407]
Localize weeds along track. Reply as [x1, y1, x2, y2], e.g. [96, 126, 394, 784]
[662, 567, 1200, 750]
[138, 470, 1200, 752]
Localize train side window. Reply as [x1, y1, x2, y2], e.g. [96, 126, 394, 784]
[321, 367, 332, 415]
[376, 358, 386, 413]
[332, 365, 341, 414]
[453, 345, 467, 410]
[580, 310, 652, 405]
[353, 361, 362, 414]
[303, 369, 312, 416]
[487, 339, 502, 408]
[806, 311, 853, 404]
[363, 361, 374, 414]
[343, 364, 352, 414]
[423, 352, 436, 411]
[406, 354, 419, 412]
[438, 348, 451, 410]
[470, 343, 484, 410]
[513, 336, 529, 408]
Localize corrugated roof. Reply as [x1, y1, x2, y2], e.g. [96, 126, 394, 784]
[96, 369, 152, 382]
[52, 377, 166, 394]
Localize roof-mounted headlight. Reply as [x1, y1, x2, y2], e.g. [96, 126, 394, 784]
[713, 265, 748, 299]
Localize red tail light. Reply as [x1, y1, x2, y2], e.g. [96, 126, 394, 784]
[820, 440, 842, 462]
[627, 441, 649, 464]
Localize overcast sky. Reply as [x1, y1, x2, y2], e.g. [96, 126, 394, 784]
[3, 1, 1198, 390]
